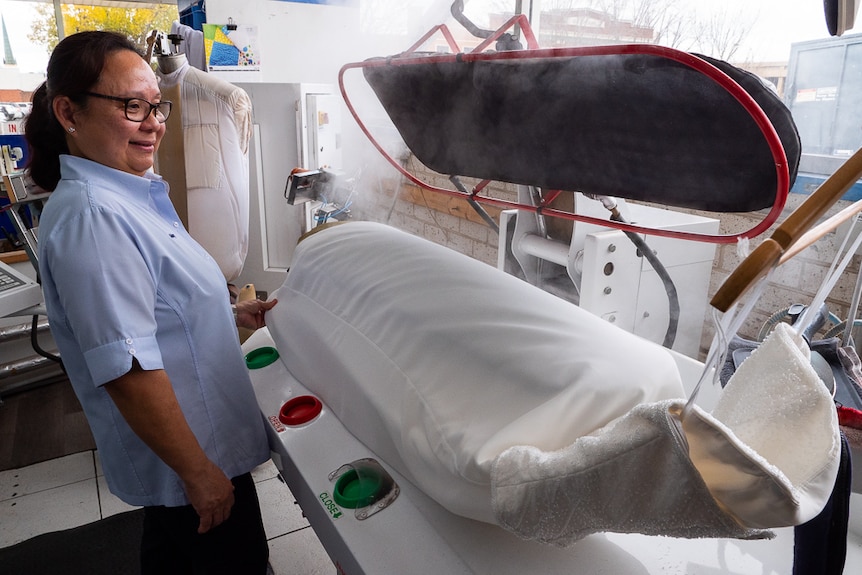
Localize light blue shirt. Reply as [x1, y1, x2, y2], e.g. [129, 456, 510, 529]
[38, 155, 269, 507]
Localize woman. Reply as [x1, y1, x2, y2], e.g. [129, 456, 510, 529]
[25, 31, 275, 574]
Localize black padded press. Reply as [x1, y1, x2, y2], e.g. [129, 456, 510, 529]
[363, 52, 800, 213]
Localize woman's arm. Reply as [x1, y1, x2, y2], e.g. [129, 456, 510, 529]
[104, 362, 234, 534]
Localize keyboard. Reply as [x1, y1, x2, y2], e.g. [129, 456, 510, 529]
[0, 259, 42, 317]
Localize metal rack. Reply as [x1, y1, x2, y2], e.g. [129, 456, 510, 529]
[0, 154, 62, 398]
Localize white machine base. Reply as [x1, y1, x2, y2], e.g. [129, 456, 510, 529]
[243, 328, 862, 574]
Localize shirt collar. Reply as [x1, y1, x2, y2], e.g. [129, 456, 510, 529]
[59, 154, 166, 207]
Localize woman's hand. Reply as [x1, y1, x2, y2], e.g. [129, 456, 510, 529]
[234, 298, 278, 331]
[182, 459, 236, 534]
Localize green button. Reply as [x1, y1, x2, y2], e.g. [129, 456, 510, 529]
[333, 469, 384, 509]
[245, 346, 279, 369]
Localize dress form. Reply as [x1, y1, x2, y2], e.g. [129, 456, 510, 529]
[157, 53, 187, 74]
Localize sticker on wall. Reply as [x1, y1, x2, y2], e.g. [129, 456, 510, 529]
[203, 23, 261, 71]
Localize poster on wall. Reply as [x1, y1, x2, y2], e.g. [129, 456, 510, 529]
[203, 23, 261, 72]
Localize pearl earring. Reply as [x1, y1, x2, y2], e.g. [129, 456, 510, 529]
[67, 126, 76, 133]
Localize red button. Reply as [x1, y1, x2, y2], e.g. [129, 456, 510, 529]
[279, 395, 323, 426]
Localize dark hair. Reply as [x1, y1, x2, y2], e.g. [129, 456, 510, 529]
[25, 31, 144, 191]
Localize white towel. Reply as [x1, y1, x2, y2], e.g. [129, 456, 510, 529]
[492, 322, 841, 545]
[492, 399, 769, 545]
[696, 321, 841, 528]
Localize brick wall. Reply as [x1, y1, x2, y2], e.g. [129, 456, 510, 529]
[351, 156, 862, 359]
[351, 156, 509, 268]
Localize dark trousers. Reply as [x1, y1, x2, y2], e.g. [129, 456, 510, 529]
[141, 472, 269, 575]
[793, 432, 851, 575]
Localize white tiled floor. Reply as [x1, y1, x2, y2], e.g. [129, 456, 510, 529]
[0, 451, 334, 574]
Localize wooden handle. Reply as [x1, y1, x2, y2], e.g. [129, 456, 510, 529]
[771, 147, 862, 250]
[711, 147, 862, 312]
[779, 198, 862, 264]
[710, 239, 783, 312]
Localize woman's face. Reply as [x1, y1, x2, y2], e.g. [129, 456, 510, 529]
[65, 49, 166, 176]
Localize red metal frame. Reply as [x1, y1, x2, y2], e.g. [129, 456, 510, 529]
[338, 16, 790, 244]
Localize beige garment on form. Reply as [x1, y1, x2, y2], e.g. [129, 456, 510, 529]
[155, 81, 188, 228]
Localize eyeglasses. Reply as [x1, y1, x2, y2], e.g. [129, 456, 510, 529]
[85, 92, 172, 123]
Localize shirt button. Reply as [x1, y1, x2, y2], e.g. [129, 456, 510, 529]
[125, 338, 133, 344]
[128, 349, 136, 355]
[174, 222, 179, 228]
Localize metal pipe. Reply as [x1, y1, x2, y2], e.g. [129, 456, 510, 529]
[449, 176, 500, 233]
[518, 233, 569, 267]
[0, 318, 50, 342]
[0, 354, 58, 378]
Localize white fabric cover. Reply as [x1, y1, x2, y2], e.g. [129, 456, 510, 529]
[156, 60, 251, 281]
[267, 222, 684, 524]
[267, 222, 839, 544]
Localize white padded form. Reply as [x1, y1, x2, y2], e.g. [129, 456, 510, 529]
[267, 222, 685, 525]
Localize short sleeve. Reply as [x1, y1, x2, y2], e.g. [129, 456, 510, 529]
[42, 206, 163, 386]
